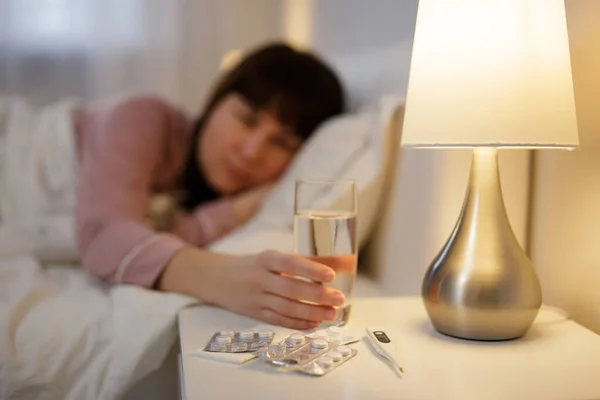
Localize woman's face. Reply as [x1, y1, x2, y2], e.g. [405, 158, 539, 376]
[198, 93, 302, 195]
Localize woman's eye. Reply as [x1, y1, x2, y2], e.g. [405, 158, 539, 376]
[271, 136, 295, 151]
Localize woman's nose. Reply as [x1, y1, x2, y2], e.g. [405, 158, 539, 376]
[239, 131, 265, 163]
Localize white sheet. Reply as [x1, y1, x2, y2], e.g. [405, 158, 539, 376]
[0, 256, 194, 399]
[0, 96, 80, 263]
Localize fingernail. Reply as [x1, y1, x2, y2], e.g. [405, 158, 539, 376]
[332, 291, 345, 306]
[324, 270, 335, 282]
[325, 308, 337, 320]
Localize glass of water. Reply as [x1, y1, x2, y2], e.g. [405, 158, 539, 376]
[293, 179, 357, 327]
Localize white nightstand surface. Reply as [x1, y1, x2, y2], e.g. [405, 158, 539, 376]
[178, 296, 600, 400]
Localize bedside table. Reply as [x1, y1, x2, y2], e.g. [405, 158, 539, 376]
[178, 297, 600, 400]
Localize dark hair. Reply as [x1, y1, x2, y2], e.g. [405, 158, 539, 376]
[181, 42, 346, 210]
[201, 42, 345, 141]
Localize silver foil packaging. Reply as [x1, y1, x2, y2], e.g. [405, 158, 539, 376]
[203, 329, 275, 353]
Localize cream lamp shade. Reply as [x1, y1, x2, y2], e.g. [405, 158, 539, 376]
[402, 0, 579, 148]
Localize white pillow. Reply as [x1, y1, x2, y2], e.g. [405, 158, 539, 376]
[209, 96, 403, 254]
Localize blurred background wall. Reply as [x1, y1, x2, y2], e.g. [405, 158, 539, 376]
[529, 0, 600, 333]
[0, 0, 284, 112]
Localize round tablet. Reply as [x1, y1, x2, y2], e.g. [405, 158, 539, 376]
[258, 330, 274, 339]
[216, 335, 231, 344]
[337, 345, 351, 357]
[312, 339, 328, 349]
[318, 356, 333, 369]
[286, 333, 305, 346]
[305, 363, 320, 374]
[239, 330, 254, 339]
[218, 330, 234, 337]
[210, 343, 227, 352]
[328, 351, 343, 362]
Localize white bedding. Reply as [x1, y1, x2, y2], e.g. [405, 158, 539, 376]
[0, 256, 193, 399]
[0, 98, 196, 399]
[0, 95, 398, 399]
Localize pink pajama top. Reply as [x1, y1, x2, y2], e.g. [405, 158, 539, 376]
[74, 96, 237, 288]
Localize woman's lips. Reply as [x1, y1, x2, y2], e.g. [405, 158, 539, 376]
[225, 159, 251, 182]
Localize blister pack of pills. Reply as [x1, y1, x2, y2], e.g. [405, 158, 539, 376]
[258, 333, 333, 366]
[203, 329, 275, 353]
[301, 345, 358, 376]
[258, 332, 358, 376]
[306, 326, 360, 345]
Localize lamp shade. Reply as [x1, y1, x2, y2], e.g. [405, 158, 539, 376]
[402, 0, 579, 148]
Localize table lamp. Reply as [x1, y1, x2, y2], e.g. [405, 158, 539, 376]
[402, 0, 579, 340]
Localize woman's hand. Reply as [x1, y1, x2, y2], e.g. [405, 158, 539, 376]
[159, 248, 344, 330]
[231, 184, 274, 225]
[213, 250, 344, 329]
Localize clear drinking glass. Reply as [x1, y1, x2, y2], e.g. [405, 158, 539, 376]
[293, 179, 358, 327]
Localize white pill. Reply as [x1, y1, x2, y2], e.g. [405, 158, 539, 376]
[337, 345, 351, 357]
[210, 343, 227, 351]
[218, 330, 234, 337]
[329, 351, 343, 362]
[287, 333, 305, 345]
[312, 339, 328, 349]
[216, 335, 232, 344]
[318, 356, 333, 368]
[305, 363, 320, 374]
[239, 330, 254, 339]
[258, 330, 274, 339]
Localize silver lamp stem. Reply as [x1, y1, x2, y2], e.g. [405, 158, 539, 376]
[422, 147, 542, 341]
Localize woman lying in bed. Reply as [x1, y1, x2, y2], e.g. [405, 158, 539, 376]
[74, 42, 346, 330]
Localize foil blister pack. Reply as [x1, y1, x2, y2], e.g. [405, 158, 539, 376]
[257, 331, 358, 376]
[203, 329, 275, 353]
[301, 345, 358, 376]
[200, 326, 359, 376]
[306, 326, 360, 345]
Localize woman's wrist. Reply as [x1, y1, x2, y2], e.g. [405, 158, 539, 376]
[157, 246, 230, 303]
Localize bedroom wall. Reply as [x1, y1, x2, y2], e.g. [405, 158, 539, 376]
[529, 0, 600, 333]
[179, 0, 284, 111]
[292, 0, 532, 296]
[0, 0, 285, 111]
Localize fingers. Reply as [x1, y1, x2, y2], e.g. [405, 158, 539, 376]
[259, 308, 319, 330]
[261, 293, 338, 322]
[253, 251, 346, 328]
[263, 272, 344, 307]
[306, 255, 357, 274]
[259, 251, 335, 283]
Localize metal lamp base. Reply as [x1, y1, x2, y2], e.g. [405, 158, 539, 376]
[422, 148, 542, 341]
